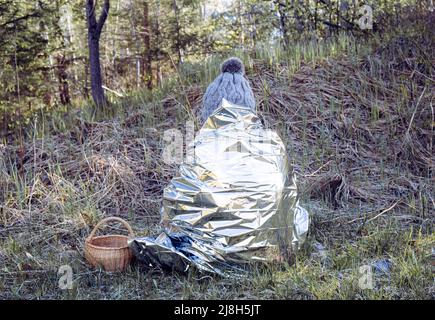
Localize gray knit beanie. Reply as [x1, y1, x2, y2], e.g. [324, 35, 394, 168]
[201, 57, 256, 123]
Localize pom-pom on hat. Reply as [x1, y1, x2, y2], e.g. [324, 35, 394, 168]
[221, 57, 245, 74]
[201, 57, 256, 123]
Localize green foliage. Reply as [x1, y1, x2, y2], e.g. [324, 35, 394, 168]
[0, 0, 68, 134]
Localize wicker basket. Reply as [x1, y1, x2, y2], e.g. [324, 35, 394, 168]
[84, 217, 134, 272]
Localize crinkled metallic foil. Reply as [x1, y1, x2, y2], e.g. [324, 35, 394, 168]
[129, 99, 309, 274]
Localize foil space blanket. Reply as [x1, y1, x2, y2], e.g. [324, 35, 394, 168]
[128, 99, 309, 275]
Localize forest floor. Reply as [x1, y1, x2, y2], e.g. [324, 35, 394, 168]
[0, 23, 434, 299]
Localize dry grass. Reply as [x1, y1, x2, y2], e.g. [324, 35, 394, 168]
[0, 18, 434, 299]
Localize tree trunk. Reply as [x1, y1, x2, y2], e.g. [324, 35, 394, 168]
[128, 0, 141, 88]
[142, 0, 152, 90]
[155, 0, 162, 87]
[275, 1, 289, 48]
[172, 0, 182, 65]
[88, 36, 105, 105]
[86, 0, 110, 107]
[56, 55, 70, 105]
[84, 58, 90, 98]
[238, 1, 245, 45]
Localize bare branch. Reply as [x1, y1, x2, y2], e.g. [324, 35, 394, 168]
[96, 0, 110, 34]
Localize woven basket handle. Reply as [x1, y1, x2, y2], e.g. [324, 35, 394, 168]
[87, 217, 134, 241]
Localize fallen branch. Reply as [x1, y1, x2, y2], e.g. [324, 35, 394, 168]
[102, 85, 124, 97]
[347, 200, 401, 224]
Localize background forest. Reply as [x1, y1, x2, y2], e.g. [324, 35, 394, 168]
[0, 1, 434, 299]
[2, 0, 432, 134]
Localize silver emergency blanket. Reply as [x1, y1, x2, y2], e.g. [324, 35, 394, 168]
[129, 99, 309, 274]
